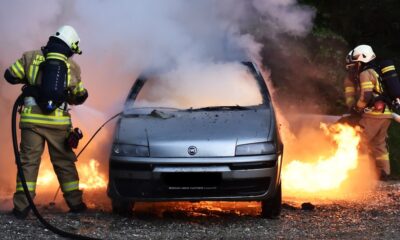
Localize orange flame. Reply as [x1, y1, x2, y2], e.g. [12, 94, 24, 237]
[36, 159, 107, 191]
[78, 159, 107, 190]
[37, 169, 56, 187]
[282, 123, 361, 196]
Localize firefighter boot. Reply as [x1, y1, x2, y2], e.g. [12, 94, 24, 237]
[12, 207, 30, 220]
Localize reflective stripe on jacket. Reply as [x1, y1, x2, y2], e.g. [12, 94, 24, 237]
[359, 69, 392, 119]
[7, 50, 87, 129]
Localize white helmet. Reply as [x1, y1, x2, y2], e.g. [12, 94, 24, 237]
[349, 45, 375, 63]
[53, 25, 82, 54]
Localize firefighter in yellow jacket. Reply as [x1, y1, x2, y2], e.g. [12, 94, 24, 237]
[4, 25, 88, 219]
[344, 45, 392, 179]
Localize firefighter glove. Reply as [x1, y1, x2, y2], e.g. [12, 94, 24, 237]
[66, 128, 83, 149]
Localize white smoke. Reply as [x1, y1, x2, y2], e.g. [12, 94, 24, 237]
[0, 0, 315, 192]
[133, 62, 264, 109]
[252, 0, 315, 38]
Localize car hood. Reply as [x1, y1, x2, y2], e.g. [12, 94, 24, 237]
[116, 107, 275, 157]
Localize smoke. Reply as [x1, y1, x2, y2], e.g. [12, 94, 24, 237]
[0, 0, 316, 201]
[133, 62, 263, 109]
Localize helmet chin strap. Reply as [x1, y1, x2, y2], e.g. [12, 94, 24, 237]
[71, 42, 82, 55]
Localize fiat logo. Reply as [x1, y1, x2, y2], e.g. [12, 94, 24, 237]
[188, 146, 197, 155]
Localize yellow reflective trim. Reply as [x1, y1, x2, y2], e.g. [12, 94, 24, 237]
[381, 66, 395, 74]
[20, 113, 71, 125]
[62, 181, 79, 192]
[361, 84, 374, 89]
[63, 187, 79, 192]
[36, 55, 45, 61]
[28, 65, 34, 84]
[73, 82, 85, 94]
[361, 81, 373, 86]
[27, 55, 45, 84]
[55, 109, 63, 117]
[17, 181, 36, 186]
[15, 60, 24, 70]
[22, 106, 32, 114]
[15, 60, 24, 74]
[20, 117, 71, 124]
[345, 87, 355, 93]
[376, 153, 390, 161]
[63, 180, 79, 187]
[375, 82, 384, 93]
[20, 119, 71, 125]
[31, 65, 39, 84]
[11, 60, 25, 79]
[66, 62, 71, 87]
[47, 55, 67, 61]
[16, 181, 36, 192]
[21, 112, 70, 119]
[11, 64, 23, 79]
[47, 52, 67, 61]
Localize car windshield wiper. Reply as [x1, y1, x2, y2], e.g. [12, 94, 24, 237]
[123, 107, 180, 117]
[186, 105, 251, 111]
[131, 107, 181, 111]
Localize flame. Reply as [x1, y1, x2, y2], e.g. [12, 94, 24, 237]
[36, 159, 107, 191]
[282, 123, 361, 196]
[78, 159, 107, 190]
[37, 169, 56, 187]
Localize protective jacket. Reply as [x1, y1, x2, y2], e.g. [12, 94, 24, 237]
[5, 42, 88, 211]
[6, 49, 88, 129]
[344, 68, 392, 119]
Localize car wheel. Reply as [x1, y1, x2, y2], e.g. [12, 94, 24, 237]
[261, 182, 282, 219]
[112, 199, 135, 216]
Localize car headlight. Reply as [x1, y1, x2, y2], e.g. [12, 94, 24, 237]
[235, 142, 275, 156]
[112, 144, 149, 157]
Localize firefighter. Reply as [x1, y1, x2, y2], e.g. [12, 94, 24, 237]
[344, 45, 392, 180]
[3, 25, 89, 219]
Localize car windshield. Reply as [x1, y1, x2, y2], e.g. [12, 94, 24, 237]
[127, 63, 266, 110]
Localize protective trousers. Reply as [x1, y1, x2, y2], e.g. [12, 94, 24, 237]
[359, 117, 392, 175]
[13, 127, 83, 211]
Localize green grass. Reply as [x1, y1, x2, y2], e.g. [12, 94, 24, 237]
[388, 122, 400, 176]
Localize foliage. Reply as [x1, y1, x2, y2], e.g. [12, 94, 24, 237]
[300, 0, 400, 176]
[388, 122, 400, 176]
[300, 0, 400, 64]
[252, 0, 400, 175]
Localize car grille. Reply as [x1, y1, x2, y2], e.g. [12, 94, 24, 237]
[110, 161, 276, 172]
[114, 177, 270, 198]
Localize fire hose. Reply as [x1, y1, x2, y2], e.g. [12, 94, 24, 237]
[12, 93, 121, 240]
[51, 111, 122, 203]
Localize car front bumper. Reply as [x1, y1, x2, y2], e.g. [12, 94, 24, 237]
[108, 154, 281, 201]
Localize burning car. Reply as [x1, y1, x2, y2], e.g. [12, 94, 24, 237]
[107, 62, 284, 218]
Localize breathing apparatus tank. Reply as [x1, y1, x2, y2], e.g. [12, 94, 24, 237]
[377, 60, 400, 114]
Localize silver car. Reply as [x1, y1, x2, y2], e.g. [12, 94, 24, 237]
[107, 62, 283, 218]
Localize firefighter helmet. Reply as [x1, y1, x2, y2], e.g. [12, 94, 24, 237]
[349, 45, 375, 63]
[53, 25, 82, 54]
